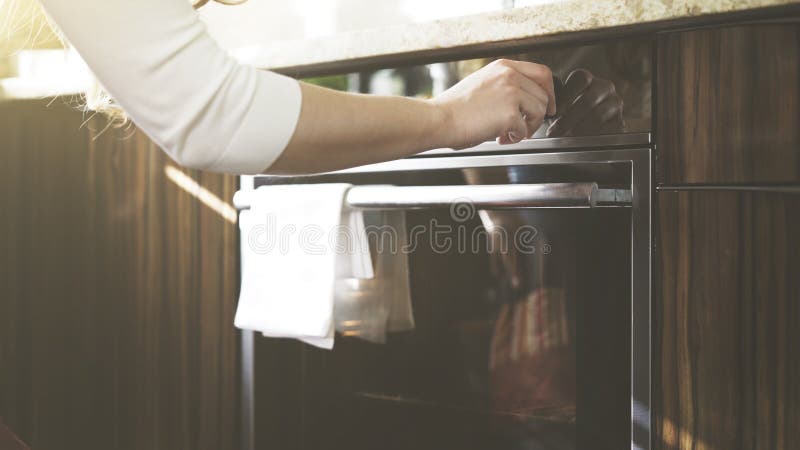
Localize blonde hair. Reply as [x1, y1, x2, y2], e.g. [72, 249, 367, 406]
[1, 0, 61, 53]
[1, 0, 247, 123]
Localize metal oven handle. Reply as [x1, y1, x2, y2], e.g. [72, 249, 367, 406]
[233, 182, 631, 210]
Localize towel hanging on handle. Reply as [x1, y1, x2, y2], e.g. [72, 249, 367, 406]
[234, 184, 372, 349]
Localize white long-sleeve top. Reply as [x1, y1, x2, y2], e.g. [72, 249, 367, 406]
[39, 0, 302, 174]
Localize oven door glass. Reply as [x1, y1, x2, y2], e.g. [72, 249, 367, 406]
[252, 162, 632, 450]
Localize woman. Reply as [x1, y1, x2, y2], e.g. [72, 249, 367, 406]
[4, 0, 556, 175]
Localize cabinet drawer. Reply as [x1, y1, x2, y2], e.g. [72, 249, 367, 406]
[656, 24, 800, 184]
[654, 190, 800, 450]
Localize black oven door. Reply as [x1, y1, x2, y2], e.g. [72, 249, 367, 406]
[242, 147, 651, 450]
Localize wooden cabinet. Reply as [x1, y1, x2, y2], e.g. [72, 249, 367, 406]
[653, 190, 800, 450]
[0, 99, 240, 450]
[654, 23, 800, 450]
[656, 24, 800, 185]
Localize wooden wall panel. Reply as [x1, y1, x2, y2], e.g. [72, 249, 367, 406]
[656, 25, 800, 184]
[0, 98, 240, 450]
[654, 190, 800, 450]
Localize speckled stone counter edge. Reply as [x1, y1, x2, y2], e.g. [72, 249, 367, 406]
[235, 0, 798, 71]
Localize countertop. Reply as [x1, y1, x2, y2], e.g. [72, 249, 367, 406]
[234, 0, 799, 74]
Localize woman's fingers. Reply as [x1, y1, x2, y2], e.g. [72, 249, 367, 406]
[495, 61, 553, 143]
[512, 70, 550, 105]
[517, 87, 548, 138]
[498, 106, 528, 144]
[502, 60, 557, 116]
[499, 68, 550, 139]
[503, 84, 551, 143]
[431, 58, 556, 148]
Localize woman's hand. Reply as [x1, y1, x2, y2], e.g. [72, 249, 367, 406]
[546, 69, 624, 137]
[270, 59, 556, 175]
[432, 59, 556, 148]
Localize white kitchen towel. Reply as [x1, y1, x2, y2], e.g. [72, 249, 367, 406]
[234, 184, 372, 349]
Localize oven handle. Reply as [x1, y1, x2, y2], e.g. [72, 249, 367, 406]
[233, 183, 631, 210]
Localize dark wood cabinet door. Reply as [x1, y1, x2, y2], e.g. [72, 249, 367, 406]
[657, 24, 800, 184]
[0, 99, 240, 450]
[654, 190, 800, 450]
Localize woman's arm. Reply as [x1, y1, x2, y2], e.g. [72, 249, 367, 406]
[39, 0, 302, 174]
[272, 59, 556, 174]
[39, 0, 554, 175]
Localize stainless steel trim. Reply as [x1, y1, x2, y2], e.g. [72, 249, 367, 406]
[248, 135, 649, 180]
[413, 132, 651, 157]
[238, 175, 256, 450]
[326, 147, 645, 175]
[628, 149, 652, 450]
[657, 184, 800, 193]
[233, 183, 632, 210]
[595, 186, 634, 204]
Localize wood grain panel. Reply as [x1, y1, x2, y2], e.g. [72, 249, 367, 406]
[657, 25, 800, 184]
[654, 190, 800, 450]
[0, 98, 240, 450]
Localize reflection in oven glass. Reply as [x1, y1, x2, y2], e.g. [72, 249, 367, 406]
[478, 190, 579, 448]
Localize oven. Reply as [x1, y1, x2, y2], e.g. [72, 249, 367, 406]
[235, 133, 652, 450]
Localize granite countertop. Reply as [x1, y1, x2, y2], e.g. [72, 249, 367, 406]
[236, 0, 798, 72]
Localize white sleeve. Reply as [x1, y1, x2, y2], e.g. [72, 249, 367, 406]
[38, 0, 302, 174]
